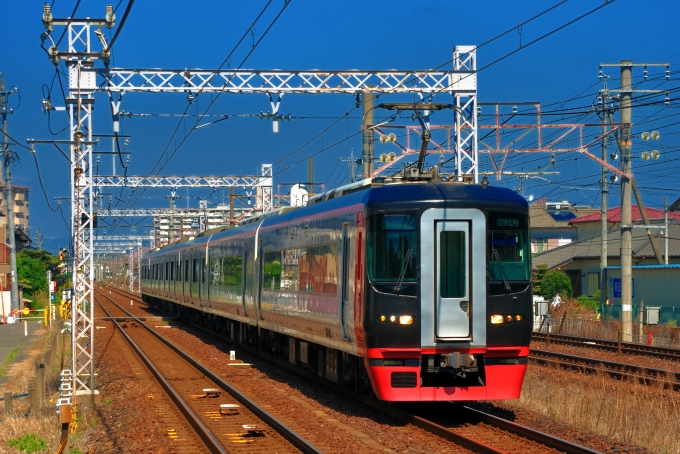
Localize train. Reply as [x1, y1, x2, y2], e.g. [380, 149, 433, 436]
[140, 174, 532, 401]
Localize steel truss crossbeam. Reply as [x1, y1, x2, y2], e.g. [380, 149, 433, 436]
[370, 110, 630, 180]
[94, 175, 263, 188]
[98, 208, 238, 218]
[93, 235, 153, 241]
[95, 68, 467, 94]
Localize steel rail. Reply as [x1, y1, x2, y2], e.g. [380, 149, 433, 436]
[532, 331, 680, 361]
[95, 287, 323, 454]
[94, 294, 227, 453]
[459, 406, 600, 454]
[530, 349, 680, 390]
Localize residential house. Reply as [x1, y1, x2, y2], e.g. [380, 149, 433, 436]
[569, 205, 680, 240]
[532, 218, 680, 298]
[529, 199, 598, 254]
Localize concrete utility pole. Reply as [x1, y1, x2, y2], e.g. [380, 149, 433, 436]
[0, 74, 19, 313]
[600, 79, 609, 316]
[308, 156, 314, 197]
[619, 61, 633, 342]
[361, 88, 374, 179]
[601, 60, 669, 338]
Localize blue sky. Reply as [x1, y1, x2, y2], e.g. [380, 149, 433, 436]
[1, 0, 679, 253]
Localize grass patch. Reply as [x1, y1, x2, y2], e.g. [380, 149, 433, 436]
[506, 365, 680, 453]
[6, 433, 48, 453]
[0, 346, 21, 378]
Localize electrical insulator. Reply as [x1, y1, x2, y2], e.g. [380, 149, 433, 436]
[598, 67, 603, 80]
[643, 66, 648, 80]
[666, 92, 670, 107]
[512, 105, 517, 115]
[666, 66, 670, 81]
[477, 105, 481, 115]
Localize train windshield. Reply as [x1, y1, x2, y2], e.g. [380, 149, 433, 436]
[487, 212, 530, 287]
[368, 212, 418, 296]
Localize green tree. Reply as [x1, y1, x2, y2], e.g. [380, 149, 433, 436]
[540, 270, 573, 299]
[532, 264, 549, 296]
[17, 255, 47, 296]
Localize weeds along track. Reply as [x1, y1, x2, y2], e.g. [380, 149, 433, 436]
[532, 331, 680, 361]
[94, 288, 322, 454]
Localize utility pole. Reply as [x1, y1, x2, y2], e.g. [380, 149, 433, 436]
[600, 77, 609, 317]
[308, 156, 314, 197]
[601, 61, 669, 340]
[665, 197, 669, 265]
[0, 74, 19, 314]
[619, 61, 633, 342]
[361, 88, 374, 179]
[340, 149, 358, 183]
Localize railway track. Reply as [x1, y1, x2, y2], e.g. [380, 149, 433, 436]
[532, 331, 680, 361]
[94, 287, 322, 454]
[529, 348, 680, 390]
[98, 284, 600, 453]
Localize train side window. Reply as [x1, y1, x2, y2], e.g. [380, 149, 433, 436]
[222, 255, 242, 287]
[170, 262, 174, 281]
[192, 259, 199, 283]
[264, 251, 282, 290]
[177, 261, 181, 281]
[211, 258, 221, 285]
[165, 262, 169, 281]
[184, 260, 189, 282]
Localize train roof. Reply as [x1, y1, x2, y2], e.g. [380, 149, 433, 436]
[144, 176, 526, 259]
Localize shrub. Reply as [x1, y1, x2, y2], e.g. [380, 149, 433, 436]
[532, 264, 549, 296]
[540, 270, 572, 299]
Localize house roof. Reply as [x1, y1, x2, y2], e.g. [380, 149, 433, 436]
[532, 219, 680, 270]
[529, 205, 599, 229]
[569, 205, 680, 224]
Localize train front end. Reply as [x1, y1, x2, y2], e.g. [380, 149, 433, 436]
[362, 183, 532, 401]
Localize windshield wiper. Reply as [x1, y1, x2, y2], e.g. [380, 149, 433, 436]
[492, 248, 512, 294]
[394, 248, 413, 295]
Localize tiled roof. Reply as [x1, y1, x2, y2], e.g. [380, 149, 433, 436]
[569, 205, 680, 224]
[532, 220, 680, 270]
[529, 205, 598, 229]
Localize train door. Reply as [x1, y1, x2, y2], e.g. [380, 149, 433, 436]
[183, 257, 189, 302]
[241, 243, 249, 316]
[340, 223, 350, 339]
[420, 208, 485, 345]
[256, 239, 266, 319]
[435, 221, 470, 339]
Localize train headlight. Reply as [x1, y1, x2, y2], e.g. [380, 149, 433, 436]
[399, 315, 413, 325]
[490, 314, 504, 324]
[389, 315, 396, 323]
[379, 315, 386, 322]
[516, 314, 522, 321]
[506, 315, 513, 322]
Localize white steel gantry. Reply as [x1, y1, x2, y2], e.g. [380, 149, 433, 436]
[94, 165, 273, 211]
[42, 12, 104, 402]
[90, 51, 478, 179]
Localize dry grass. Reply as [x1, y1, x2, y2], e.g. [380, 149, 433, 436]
[0, 326, 94, 453]
[505, 365, 680, 453]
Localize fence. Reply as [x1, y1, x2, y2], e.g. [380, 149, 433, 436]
[534, 311, 680, 348]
